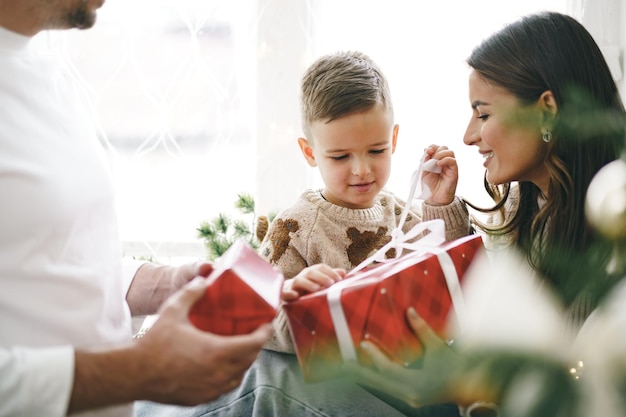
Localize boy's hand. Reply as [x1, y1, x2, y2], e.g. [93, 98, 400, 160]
[281, 264, 346, 301]
[422, 144, 459, 206]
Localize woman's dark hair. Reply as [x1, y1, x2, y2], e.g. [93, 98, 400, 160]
[466, 12, 625, 301]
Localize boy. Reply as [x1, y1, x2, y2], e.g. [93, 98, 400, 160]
[262, 51, 470, 352]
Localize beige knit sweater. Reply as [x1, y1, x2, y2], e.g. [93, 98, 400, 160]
[261, 188, 471, 353]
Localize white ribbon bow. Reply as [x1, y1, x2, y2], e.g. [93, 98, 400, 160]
[350, 151, 444, 275]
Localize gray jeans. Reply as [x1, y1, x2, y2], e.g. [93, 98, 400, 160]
[135, 349, 460, 417]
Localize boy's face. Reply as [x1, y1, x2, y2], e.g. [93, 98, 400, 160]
[298, 103, 398, 209]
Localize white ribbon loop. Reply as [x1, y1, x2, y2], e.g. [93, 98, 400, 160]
[397, 152, 441, 230]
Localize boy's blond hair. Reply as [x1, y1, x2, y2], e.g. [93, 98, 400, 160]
[300, 51, 394, 140]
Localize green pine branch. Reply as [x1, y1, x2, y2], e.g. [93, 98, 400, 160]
[235, 193, 255, 214]
[197, 193, 270, 261]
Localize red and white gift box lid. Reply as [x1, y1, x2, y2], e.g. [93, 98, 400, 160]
[189, 239, 284, 335]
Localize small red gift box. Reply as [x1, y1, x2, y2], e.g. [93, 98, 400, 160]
[284, 234, 484, 382]
[189, 239, 284, 335]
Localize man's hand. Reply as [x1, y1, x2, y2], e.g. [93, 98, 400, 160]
[132, 276, 272, 404]
[70, 276, 272, 413]
[126, 261, 213, 316]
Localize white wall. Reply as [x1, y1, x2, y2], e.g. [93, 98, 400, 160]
[621, 1, 626, 97]
[569, 0, 625, 98]
[255, 0, 311, 217]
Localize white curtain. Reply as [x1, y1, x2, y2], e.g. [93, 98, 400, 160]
[60, 0, 573, 263]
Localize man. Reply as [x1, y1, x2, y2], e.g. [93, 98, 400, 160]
[0, 2, 446, 416]
[0, 1, 271, 416]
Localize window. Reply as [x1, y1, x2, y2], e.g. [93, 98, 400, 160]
[56, 0, 566, 262]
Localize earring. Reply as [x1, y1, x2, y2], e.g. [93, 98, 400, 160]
[541, 127, 552, 143]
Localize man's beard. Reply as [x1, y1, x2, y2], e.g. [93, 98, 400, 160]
[67, 1, 96, 29]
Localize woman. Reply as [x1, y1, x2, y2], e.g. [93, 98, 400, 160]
[462, 10, 624, 328]
[346, 11, 626, 417]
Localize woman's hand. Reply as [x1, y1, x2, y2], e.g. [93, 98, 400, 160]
[344, 307, 499, 410]
[422, 144, 459, 206]
[281, 264, 346, 301]
[343, 307, 458, 407]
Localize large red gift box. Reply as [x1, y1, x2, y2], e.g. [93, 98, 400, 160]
[283, 234, 484, 382]
[189, 239, 284, 335]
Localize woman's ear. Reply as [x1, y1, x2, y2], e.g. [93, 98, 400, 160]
[297, 137, 317, 167]
[538, 90, 558, 122]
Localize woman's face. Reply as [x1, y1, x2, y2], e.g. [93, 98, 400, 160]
[463, 70, 550, 195]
